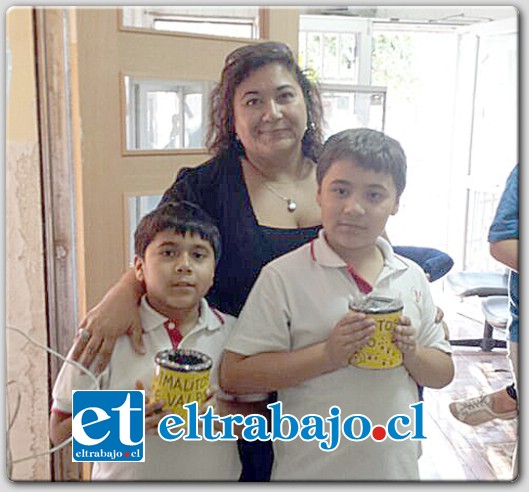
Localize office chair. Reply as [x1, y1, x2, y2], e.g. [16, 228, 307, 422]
[394, 246, 454, 283]
[446, 271, 509, 351]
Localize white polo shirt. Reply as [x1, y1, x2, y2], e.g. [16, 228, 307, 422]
[225, 230, 452, 481]
[52, 297, 241, 481]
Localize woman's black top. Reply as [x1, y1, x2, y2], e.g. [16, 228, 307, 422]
[160, 150, 321, 317]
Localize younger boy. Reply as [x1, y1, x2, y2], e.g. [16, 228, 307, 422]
[220, 128, 454, 480]
[50, 201, 241, 480]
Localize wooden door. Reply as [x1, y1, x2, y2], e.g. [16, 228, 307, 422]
[72, 7, 300, 310]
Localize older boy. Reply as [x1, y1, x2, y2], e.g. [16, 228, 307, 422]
[50, 201, 241, 480]
[220, 128, 454, 480]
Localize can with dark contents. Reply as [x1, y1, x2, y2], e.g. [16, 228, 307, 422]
[151, 348, 212, 422]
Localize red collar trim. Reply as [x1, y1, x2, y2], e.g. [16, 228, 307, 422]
[309, 239, 317, 262]
[164, 320, 183, 349]
[310, 239, 372, 293]
[212, 308, 225, 325]
[346, 265, 373, 294]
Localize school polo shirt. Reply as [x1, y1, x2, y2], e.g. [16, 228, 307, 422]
[52, 297, 241, 481]
[225, 230, 452, 481]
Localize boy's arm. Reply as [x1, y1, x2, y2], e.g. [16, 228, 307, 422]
[395, 266, 454, 388]
[394, 317, 454, 389]
[49, 411, 72, 447]
[402, 347, 454, 389]
[221, 345, 335, 395]
[220, 311, 375, 394]
[50, 343, 109, 447]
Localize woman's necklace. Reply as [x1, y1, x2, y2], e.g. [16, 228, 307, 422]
[245, 159, 298, 213]
[261, 181, 297, 212]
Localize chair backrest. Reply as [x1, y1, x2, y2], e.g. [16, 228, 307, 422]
[446, 271, 509, 297]
[393, 246, 454, 283]
[481, 295, 509, 329]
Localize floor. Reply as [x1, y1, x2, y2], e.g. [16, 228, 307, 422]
[418, 288, 518, 481]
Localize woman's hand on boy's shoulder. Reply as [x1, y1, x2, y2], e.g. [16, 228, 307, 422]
[71, 268, 146, 373]
[72, 309, 144, 373]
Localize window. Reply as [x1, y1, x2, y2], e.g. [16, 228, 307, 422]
[300, 15, 385, 137]
[123, 76, 213, 151]
[459, 24, 518, 271]
[121, 6, 260, 39]
[320, 85, 386, 138]
[299, 15, 373, 85]
[299, 32, 358, 84]
[300, 12, 517, 275]
[369, 26, 460, 255]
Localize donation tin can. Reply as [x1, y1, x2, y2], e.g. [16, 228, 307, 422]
[349, 295, 404, 369]
[151, 348, 212, 422]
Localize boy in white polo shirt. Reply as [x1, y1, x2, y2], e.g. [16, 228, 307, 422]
[50, 201, 241, 480]
[220, 128, 454, 481]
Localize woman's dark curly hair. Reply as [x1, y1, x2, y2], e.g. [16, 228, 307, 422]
[205, 41, 324, 162]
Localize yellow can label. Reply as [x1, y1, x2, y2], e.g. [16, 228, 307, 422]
[151, 365, 210, 422]
[352, 309, 403, 369]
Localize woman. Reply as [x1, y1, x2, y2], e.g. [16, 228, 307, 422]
[73, 41, 325, 482]
[76, 41, 324, 358]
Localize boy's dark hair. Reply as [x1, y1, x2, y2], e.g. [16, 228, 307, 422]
[316, 128, 407, 197]
[134, 201, 221, 262]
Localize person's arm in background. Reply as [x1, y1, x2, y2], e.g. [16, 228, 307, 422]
[490, 239, 518, 272]
[488, 165, 518, 272]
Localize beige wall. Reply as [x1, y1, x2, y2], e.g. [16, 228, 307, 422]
[6, 7, 51, 480]
[267, 7, 299, 51]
